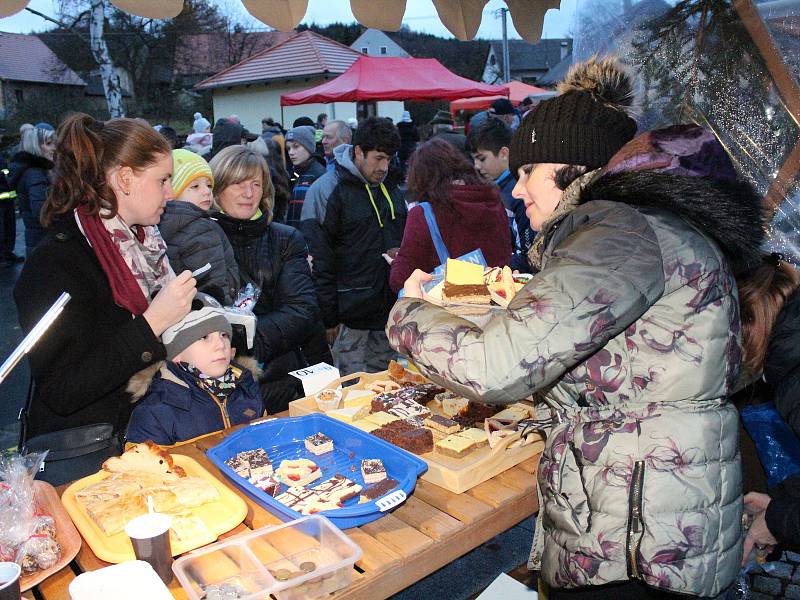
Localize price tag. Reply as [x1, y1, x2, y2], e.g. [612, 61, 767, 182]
[289, 362, 341, 396]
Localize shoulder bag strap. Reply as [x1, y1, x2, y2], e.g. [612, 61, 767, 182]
[419, 202, 449, 265]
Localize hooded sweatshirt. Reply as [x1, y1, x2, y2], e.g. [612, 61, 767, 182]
[301, 144, 406, 330]
[389, 184, 511, 293]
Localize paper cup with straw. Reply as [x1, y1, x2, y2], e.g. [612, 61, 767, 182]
[125, 498, 173, 584]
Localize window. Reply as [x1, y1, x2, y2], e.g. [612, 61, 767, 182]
[361, 47, 368, 54]
[380, 46, 387, 55]
[14, 89, 23, 103]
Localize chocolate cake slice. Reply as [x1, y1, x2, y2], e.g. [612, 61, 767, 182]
[359, 478, 400, 503]
[453, 401, 502, 428]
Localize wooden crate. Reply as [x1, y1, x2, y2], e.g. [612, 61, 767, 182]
[289, 372, 544, 494]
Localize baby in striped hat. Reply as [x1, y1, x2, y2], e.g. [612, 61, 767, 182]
[159, 149, 241, 305]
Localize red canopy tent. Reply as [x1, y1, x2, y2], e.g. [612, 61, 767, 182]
[280, 56, 508, 105]
[450, 80, 552, 112]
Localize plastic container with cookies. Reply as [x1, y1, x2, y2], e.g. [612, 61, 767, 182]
[172, 515, 361, 600]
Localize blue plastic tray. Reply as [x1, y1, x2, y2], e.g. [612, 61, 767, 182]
[206, 415, 428, 529]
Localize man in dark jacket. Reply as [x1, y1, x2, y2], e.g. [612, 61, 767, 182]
[301, 118, 406, 375]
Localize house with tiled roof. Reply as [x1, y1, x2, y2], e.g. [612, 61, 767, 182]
[195, 31, 405, 131]
[481, 38, 572, 85]
[0, 32, 86, 120]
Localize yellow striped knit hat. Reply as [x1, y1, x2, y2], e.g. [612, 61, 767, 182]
[171, 149, 214, 199]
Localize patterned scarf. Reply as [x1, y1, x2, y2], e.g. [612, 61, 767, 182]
[177, 361, 239, 402]
[527, 168, 603, 271]
[76, 207, 174, 315]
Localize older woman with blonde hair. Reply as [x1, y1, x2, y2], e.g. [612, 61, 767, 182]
[209, 145, 322, 412]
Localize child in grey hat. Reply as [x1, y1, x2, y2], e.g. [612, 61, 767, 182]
[126, 294, 264, 445]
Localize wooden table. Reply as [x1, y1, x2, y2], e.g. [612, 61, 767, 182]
[29, 420, 540, 600]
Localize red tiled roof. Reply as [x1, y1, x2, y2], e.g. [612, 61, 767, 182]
[174, 31, 294, 77]
[195, 31, 361, 90]
[0, 32, 85, 86]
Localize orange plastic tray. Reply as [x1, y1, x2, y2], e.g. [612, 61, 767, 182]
[61, 455, 247, 563]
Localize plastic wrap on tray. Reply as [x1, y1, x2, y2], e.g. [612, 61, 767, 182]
[0, 452, 62, 572]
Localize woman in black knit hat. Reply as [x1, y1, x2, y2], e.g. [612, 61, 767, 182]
[387, 55, 764, 599]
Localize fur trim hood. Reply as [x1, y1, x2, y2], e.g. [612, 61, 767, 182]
[580, 124, 765, 275]
[580, 171, 764, 275]
[127, 355, 262, 402]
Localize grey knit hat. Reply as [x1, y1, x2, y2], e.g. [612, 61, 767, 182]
[286, 125, 317, 155]
[161, 294, 233, 360]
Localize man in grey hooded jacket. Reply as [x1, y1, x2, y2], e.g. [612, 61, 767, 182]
[301, 117, 406, 375]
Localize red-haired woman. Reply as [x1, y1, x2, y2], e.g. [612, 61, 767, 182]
[388, 138, 511, 293]
[14, 113, 196, 482]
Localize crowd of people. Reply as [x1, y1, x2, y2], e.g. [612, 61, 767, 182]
[4, 53, 800, 599]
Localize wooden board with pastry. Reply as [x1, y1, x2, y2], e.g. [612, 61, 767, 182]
[62, 442, 247, 563]
[288, 362, 544, 493]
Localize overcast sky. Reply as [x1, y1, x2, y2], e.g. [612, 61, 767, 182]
[0, 0, 577, 39]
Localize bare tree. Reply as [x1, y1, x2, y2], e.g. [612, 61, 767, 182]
[26, 0, 125, 117]
[89, 0, 124, 116]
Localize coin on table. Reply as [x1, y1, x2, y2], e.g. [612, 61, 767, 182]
[299, 561, 317, 573]
[273, 568, 292, 581]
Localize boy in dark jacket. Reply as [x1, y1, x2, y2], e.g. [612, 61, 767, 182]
[468, 118, 535, 272]
[126, 295, 263, 445]
[160, 149, 240, 304]
[285, 125, 326, 229]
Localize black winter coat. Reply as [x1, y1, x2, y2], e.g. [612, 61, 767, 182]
[7, 152, 52, 252]
[158, 201, 240, 304]
[397, 122, 419, 161]
[13, 214, 165, 439]
[764, 287, 800, 439]
[215, 213, 319, 413]
[301, 148, 407, 330]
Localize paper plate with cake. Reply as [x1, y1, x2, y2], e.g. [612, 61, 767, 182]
[424, 259, 533, 318]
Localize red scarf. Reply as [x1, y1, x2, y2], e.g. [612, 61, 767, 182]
[76, 206, 149, 315]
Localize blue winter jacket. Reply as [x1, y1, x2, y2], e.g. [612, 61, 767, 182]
[126, 361, 264, 445]
[496, 170, 535, 272]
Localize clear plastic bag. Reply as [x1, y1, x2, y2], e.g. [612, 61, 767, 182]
[231, 283, 262, 312]
[0, 451, 61, 573]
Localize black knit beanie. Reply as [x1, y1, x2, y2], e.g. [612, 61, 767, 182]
[510, 57, 638, 172]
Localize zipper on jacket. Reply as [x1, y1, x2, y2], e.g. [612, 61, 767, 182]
[626, 460, 645, 579]
[208, 391, 231, 429]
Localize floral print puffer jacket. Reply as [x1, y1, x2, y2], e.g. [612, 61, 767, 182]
[386, 126, 764, 597]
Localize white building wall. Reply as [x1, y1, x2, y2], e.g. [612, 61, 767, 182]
[211, 78, 405, 131]
[350, 29, 409, 58]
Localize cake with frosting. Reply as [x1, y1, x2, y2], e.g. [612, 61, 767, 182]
[442, 259, 490, 305]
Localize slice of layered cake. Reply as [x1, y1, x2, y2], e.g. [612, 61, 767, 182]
[442, 258, 491, 305]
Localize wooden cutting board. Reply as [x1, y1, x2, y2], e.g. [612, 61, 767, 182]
[288, 371, 544, 494]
